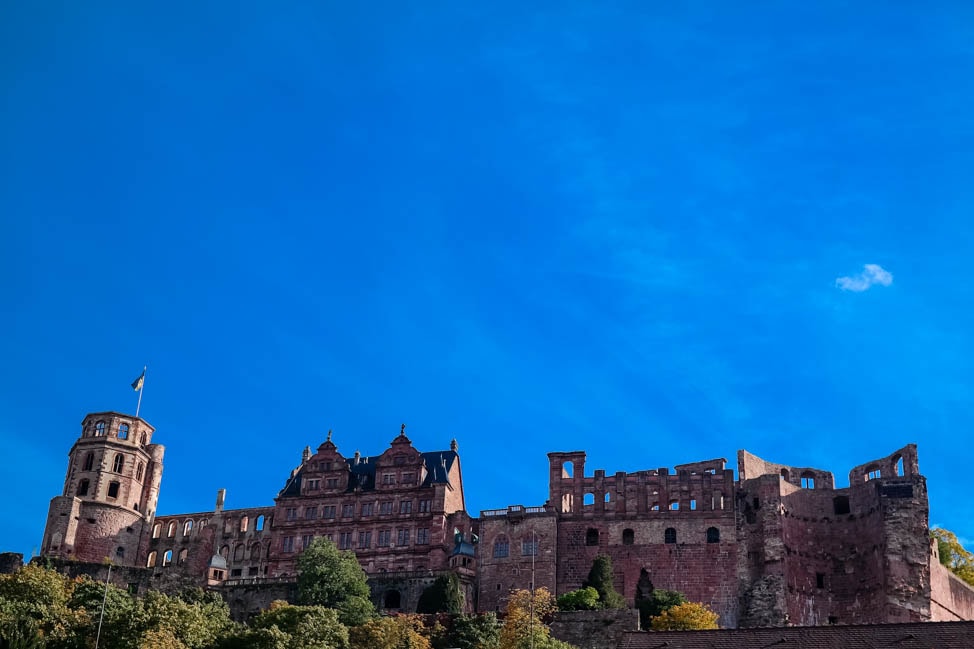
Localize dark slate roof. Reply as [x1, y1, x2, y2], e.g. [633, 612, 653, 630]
[619, 621, 974, 649]
[278, 450, 459, 498]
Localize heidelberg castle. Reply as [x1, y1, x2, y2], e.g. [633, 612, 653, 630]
[34, 410, 974, 627]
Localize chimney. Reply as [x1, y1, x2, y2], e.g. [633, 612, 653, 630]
[354, 450, 361, 465]
[302, 446, 312, 463]
[215, 489, 226, 512]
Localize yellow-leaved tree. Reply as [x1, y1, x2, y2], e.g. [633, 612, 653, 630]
[931, 527, 974, 588]
[499, 588, 575, 649]
[649, 602, 719, 631]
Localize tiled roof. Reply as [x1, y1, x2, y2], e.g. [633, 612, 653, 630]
[619, 621, 974, 649]
[278, 450, 458, 497]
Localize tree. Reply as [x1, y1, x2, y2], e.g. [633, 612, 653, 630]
[249, 601, 349, 649]
[634, 589, 686, 629]
[931, 527, 974, 587]
[555, 588, 599, 611]
[582, 556, 625, 609]
[417, 574, 464, 614]
[349, 615, 431, 649]
[649, 602, 719, 631]
[441, 613, 500, 649]
[0, 564, 88, 647]
[498, 588, 575, 649]
[296, 538, 375, 625]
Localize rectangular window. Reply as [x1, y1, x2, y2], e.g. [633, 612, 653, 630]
[342, 504, 354, 518]
[107, 481, 120, 498]
[286, 507, 297, 521]
[358, 531, 372, 548]
[326, 478, 339, 488]
[522, 540, 538, 556]
[418, 499, 431, 513]
[401, 472, 415, 484]
[397, 529, 410, 546]
[304, 507, 317, 520]
[323, 506, 336, 519]
[380, 502, 393, 515]
[416, 528, 429, 545]
[339, 532, 352, 550]
[282, 536, 294, 552]
[306, 479, 320, 490]
[378, 530, 391, 546]
[400, 500, 412, 514]
[361, 503, 374, 517]
[302, 534, 314, 549]
[230, 568, 242, 577]
[383, 473, 395, 485]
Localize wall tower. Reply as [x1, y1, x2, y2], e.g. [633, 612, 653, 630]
[41, 412, 164, 567]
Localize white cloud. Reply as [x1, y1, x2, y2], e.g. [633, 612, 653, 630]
[835, 264, 893, 292]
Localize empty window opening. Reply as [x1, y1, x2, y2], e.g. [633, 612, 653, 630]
[115, 546, 125, 558]
[780, 468, 790, 482]
[83, 452, 94, 471]
[118, 424, 129, 440]
[651, 502, 660, 511]
[136, 463, 144, 481]
[251, 543, 262, 558]
[584, 493, 595, 506]
[752, 497, 760, 510]
[220, 545, 230, 559]
[112, 454, 124, 473]
[152, 523, 162, 539]
[256, 515, 264, 531]
[713, 492, 724, 510]
[224, 518, 233, 534]
[107, 481, 120, 499]
[801, 473, 815, 489]
[562, 461, 573, 478]
[833, 496, 851, 515]
[240, 516, 249, 532]
[586, 528, 599, 546]
[384, 590, 402, 609]
[623, 529, 635, 545]
[690, 499, 697, 511]
[669, 500, 679, 511]
[867, 468, 881, 481]
[184, 520, 194, 536]
[140, 432, 147, 445]
[605, 492, 611, 503]
[178, 548, 188, 565]
[493, 537, 509, 558]
[894, 455, 905, 477]
[146, 551, 157, 567]
[234, 545, 244, 561]
[162, 550, 172, 567]
[167, 522, 177, 537]
[77, 479, 90, 496]
[816, 573, 825, 589]
[664, 528, 677, 544]
[707, 527, 720, 543]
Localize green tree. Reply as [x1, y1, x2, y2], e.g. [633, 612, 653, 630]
[249, 601, 349, 649]
[649, 602, 719, 630]
[555, 587, 599, 611]
[634, 589, 686, 629]
[498, 589, 575, 649]
[931, 527, 974, 587]
[443, 613, 500, 649]
[0, 564, 88, 647]
[296, 538, 375, 625]
[136, 589, 232, 649]
[582, 556, 625, 609]
[417, 574, 464, 614]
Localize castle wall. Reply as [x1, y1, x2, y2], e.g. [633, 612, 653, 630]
[930, 545, 974, 621]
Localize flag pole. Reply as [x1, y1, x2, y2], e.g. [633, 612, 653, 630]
[135, 366, 146, 419]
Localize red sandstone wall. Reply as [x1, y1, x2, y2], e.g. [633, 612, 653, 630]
[931, 558, 974, 621]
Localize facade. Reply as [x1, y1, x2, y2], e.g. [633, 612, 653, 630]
[38, 410, 974, 626]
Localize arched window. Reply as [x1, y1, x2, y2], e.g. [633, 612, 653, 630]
[780, 468, 790, 482]
[707, 527, 720, 543]
[95, 421, 106, 436]
[147, 551, 157, 567]
[623, 529, 635, 545]
[107, 481, 120, 498]
[115, 546, 125, 559]
[894, 455, 905, 477]
[605, 492, 611, 503]
[220, 545, 229, 560]
[583, 493, 595, 506]
[586, 528, 599, 546]
[240, 516, 249, 532]
[234, 545, 244, 561]
[152, 523, 162, 538]
[224, 518, 233, 534]
[118, 424, 129, 440]
[77, 479, 90, 496]
[136, 462, 144, 481]
[178, 548, 188, 565]
[82, 452, 94, 471]
[664, 528, 677, 544]
[251, 542, 262, 559]
[651, 502, 660, 511]
[256, 515, 264, 531]
[493, 536, 509, 558]
[167, 522, 177, 538]
[184, 520, 194, 536]
[113, 454, 124, 473]
[162, 550, 172, 567]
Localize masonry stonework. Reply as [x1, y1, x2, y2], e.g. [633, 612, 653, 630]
[33, 411, 974, 627]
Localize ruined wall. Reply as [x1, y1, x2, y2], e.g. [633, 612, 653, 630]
[221, 580, 296, 622]
[930, 546, 974, 621]
[476, 506, 557, 613]
[549, 609, 639, 649]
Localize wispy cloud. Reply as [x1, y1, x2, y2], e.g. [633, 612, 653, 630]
[835, 264, 893, 292]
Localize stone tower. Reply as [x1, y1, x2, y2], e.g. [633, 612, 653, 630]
[41, 412, 164, 567]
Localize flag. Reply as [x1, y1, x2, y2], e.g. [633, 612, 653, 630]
[131, 369, 145, 392]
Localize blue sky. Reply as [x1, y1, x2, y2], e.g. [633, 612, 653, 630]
[2, 3, 973, 557]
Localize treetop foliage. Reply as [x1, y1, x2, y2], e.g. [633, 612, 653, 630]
[931, 527, 974, 588]
[581, 555, 625, 609]
[648, 601, 719, 631]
